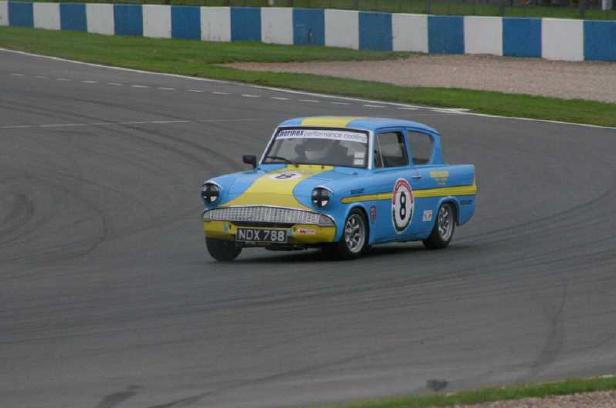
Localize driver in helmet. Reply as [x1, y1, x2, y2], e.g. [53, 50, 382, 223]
[296, 138, 349, 166]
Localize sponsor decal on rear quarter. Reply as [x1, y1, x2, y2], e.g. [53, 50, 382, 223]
[430, 170, 449, 186]
[370, 206, 377, 223]
[423, 209, 433, 222]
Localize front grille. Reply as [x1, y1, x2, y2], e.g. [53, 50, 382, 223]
[233, 221, 295, 228]
[202, 206, 334, 226]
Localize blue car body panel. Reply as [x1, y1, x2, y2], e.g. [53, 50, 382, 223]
[202, 117, 476, 245]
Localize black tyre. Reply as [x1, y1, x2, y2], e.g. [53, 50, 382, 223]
[206, 238, 242, 261]
[423, 202, 456, 250]
[330, 209, 369, 260]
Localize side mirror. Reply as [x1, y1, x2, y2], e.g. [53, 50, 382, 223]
[242, 155, 257, 169]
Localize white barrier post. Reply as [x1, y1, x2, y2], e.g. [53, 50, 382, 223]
[325, 9, 359, 50]
[602, 0, 613, 10]
[0, 1, 9, 26]
[261, 7, 292, 45]
[201, 7, 231, 42]
[142, 5, 171, 39]
[86, 3, 115, 35]
[34, 3, 60, 30]
[464, 16, 503, 56]
[392, 14, 428, 53]
[541, 18, 584, 61]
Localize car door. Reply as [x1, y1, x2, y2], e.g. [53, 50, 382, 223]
[370, 129, 416, 243]
[406, 129, 444, 236]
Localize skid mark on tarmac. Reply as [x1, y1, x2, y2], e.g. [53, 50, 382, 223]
[147, 394, 205, 408]
[95, 385, 141, 408]
[527, 280, 568, 379]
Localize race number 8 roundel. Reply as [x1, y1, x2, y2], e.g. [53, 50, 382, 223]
[392, 178, 414, 233]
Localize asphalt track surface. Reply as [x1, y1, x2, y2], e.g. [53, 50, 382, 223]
[1, 49, 616, 408]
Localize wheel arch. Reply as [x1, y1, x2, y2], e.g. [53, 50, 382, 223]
[341, 204, 371, 244]
[436, 197, 460, 225]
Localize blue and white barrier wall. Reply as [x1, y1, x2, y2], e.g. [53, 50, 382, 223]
[1, 2, 616, 61]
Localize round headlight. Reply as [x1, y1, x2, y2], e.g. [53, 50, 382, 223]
[201, 182, 220, 205]
[311, 187, 331, 208]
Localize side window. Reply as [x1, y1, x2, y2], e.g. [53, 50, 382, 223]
[374, 132, 409, 168]
[408, 132, 434, 165]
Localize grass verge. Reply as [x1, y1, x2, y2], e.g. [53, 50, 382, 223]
[320, 376, 616, 408]
[1, 27, 616, 127]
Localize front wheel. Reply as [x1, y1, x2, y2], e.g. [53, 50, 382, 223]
[206, 238, 242, 261]
[423, 203, 456, 250]
[329, 209, 369, 260]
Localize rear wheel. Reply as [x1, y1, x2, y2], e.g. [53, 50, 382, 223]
[206, 238, 242, 261]
[330, 209, 368, 260]
[423, 203, 456, 250]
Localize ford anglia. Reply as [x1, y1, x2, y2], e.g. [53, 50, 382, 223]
[201, 117, 476, 261]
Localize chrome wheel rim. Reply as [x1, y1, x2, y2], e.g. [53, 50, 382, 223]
[344, 214, 366, 254]
[438, 205, 454, 241]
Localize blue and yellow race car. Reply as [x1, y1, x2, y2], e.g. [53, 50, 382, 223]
[201, 117, 476, 261]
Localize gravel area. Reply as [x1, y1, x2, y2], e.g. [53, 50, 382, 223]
[230, 54, 616, 103]
[453, 391, 616, 408]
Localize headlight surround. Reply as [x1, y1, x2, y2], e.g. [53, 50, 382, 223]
[318, 213, 335, 226]
[311, 187, 331, 208]
[201, 182, 221, 205]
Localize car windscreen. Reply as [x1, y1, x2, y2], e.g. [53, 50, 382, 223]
[263, 128, 369, 168]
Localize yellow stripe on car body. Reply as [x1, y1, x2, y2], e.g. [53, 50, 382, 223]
[340, 193, 393, 204]
[300, 116, 361, 128]
[415, 183, 477, 198]
[340, 183, 477, 203]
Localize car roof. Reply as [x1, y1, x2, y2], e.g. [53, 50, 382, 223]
[277, 116, 439, 134]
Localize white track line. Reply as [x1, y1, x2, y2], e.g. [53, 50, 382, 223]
[430, 108, 472, 114]
[39, 123, 84, 128]
[149, 120, 190, 124]
[2, 48, 614, 130]
[0, 118, 262, 130]
[131, 84, 149, 88]
[81, 80, 97, 84]
[2, 125, 32, 129]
